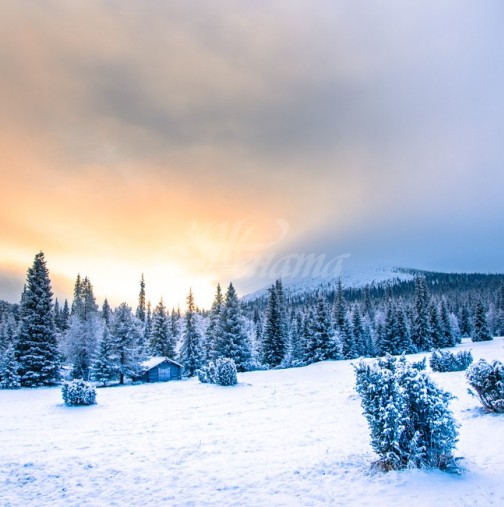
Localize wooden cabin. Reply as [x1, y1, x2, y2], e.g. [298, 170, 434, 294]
[136, 357, 182, 383]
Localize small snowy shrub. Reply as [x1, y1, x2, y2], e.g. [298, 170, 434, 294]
[354, 354, 459, 472]
[466, 359, 504, 413]
[197, 358, 237, 386]
[61, 379, 97, 406]
[411, 357, 427, 371]
[430, 350, 473, 372]
[214, 358, 238, 386]
[197, 361, 217, 384]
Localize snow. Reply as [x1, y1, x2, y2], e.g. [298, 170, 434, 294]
[140, 356, 182, 370]
[1, 338, 504, 506]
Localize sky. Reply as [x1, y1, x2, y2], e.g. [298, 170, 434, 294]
[1, 0, 503, 309]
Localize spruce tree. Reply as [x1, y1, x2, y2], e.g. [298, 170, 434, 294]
[206, 284, 224, 360]
[0, 344, 21, 389]
[109, 303, 143, 384]
[217, 283, 251, 371]
[102, 299, 112, 327]
[352, 306, 366, 358]
[262, 284, 286, 367]
[472, 300, 492, 342]
[288, 312, 305, 365]
[15, 252, 60, 386]
[311, 293, 338, 361]
[429, 303, 444, 349]
[439, 300, 456, 347]
[149, 299, 175, 357]
[460, 306, 472, 338]
[179, 289, 204, 376]
[62, 275, 101, 380]
[333, 279, 346, 332]
[136, 274, 147, 322]
[341, 315, 358, 359]
[412, 276, 432, 351]
[91, 326, 119, 386]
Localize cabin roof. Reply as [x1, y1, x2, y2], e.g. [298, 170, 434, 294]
[141, 356, 183, 371]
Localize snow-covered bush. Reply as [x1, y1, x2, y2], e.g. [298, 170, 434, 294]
[197, 361, 217, 384]
[466, 359, 504, 412]
[354, 354, 459, 472]
[411, 357, 426, 371]
[196, 358, 237, 386]
[214, 358, 238, 386]
[430, 350, 473, 372]
[61, 379, 97, 406]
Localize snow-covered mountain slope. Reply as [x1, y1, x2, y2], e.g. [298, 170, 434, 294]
[2, 338, 504, 507]
[243, 266, 416, 302]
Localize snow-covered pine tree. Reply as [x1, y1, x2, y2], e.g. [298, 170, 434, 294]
[333, 279, 346, 332]
[15, 252, 60, 386]
[472, 300, 492, 342]
[311, 292, 338, 361]
[179, 289, 204, 376]
[341, 315, 358, 359]
[352, 306, 366, 358]
[412, 276, 432, 351]
[0, 344, 21, 389]
[109, 303, 143, 384]
[262, 283, 287, 367]
[288, 311, 305, 365]
[206, 284, 224, 360]
[439, 299, 456, 347]
[460, 306, 472, 338]
[91, 325, 119, 386]
[62, 275, 102, 380]
[217, 283, 251, 371]
[429, 302, 444, 348]
[149, 299, 175, 357]
[101, 299, 112, 327]
[135, 274, 147, 322]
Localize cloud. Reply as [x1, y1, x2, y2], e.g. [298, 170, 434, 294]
[0, 0, 503, 304]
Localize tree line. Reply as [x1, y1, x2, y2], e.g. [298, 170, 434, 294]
[0, 252, 502, 388]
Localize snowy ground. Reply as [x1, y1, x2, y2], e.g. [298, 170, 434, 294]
[1, 338, 503, 507]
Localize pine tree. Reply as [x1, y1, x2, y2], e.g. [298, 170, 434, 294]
[262, 283, 286, 367]
[109, 303, 143, 384]
[429, 303, 444, 349]
[62, 275, 101, 380]
[102, 299, 112, 327]
[352, 306, 366, 357]
[460, 306, 472, 337]
[311, 293, 338, 361]
[472, 300, 493, 342]
[341, 315, 358, 359]
[149, 299, 175, 357]
[289, 312, 305, 365]
[412, 276, 432, 351]
[439, 299, 456, 347]
[136, 274, 146, 322]
[217, 283, 251, 371]
[333, 279, 346, 332]
[15, 252, 60, 386]
[91, 326, 119, 386]
[179, 289, 204, 376]
[206, 284, 224, 360]
[0, 344, 21, 389]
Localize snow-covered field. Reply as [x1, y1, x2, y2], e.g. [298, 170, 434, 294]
[1, 338, 503, 507]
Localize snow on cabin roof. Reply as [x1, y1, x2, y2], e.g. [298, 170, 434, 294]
[141, 357, 182, 371]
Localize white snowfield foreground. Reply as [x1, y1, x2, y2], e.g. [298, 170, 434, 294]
[1, 338, 503, 507]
